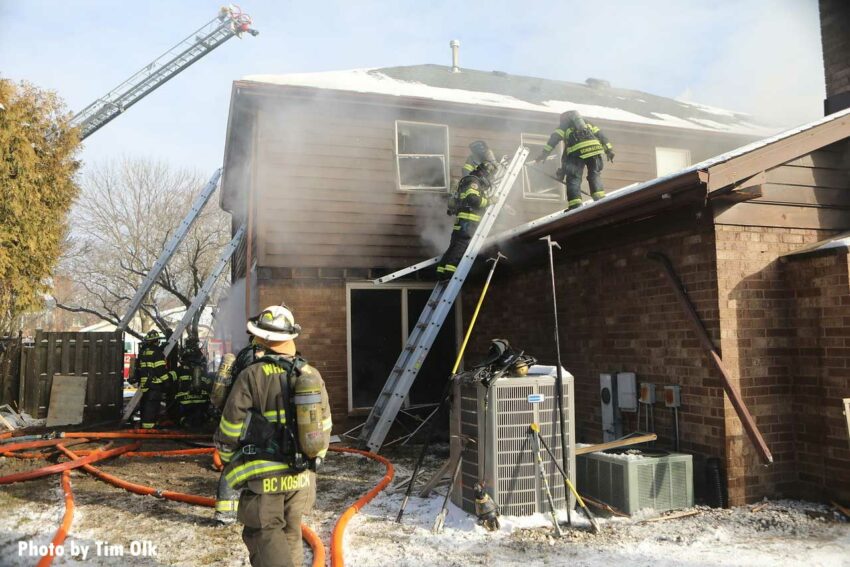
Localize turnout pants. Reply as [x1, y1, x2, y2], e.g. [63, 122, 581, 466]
[436, 219, 476, 280]
[562, 154, 605, 209]
[238, 476, 316, 567]
[139, 389, 163, 429]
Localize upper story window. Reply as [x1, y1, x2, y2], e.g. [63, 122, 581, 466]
[655, 147, 692, 177]
[395, 121, 449, 192]
[521, 133, 563, 200]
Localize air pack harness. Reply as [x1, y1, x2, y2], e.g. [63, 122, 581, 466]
[235, 355, 313, 473]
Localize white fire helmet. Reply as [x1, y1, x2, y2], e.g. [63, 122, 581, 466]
[246, 305, 301, 342]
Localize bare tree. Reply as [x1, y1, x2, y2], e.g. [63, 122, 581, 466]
[55, 158, 231, 340]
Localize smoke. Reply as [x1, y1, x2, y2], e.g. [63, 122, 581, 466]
[214, 277, 249, 351]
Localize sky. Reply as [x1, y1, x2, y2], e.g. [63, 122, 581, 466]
[0, 0, 825, 176]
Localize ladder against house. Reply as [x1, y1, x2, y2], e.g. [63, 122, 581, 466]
[118, 170, 235, 422]
[358, 145, 530, 453]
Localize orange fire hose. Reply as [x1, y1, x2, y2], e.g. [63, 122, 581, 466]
[0, 431, 12, 440]
[57, 444, 216, 507]
[0, 432, 327, 566]
[74, 447, 216, 458]
[63, 432, 208, 440]
[329, 447, 395, 567]
[0, 443, 138, 484]
[1, 439, 90, 459]
[36, 468, 75, 567]
[0, 438, 73, 454]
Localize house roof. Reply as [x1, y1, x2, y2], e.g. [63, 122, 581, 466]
[487, 106, 850, 247]
[242, 64, 776, 136]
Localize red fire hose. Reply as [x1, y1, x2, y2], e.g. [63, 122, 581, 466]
[329, 447, 395, 567]
[0, 443, 138, 485]
[35, 468, 75, 567]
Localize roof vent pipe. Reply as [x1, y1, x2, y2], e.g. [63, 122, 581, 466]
[450, 40, 461, 73]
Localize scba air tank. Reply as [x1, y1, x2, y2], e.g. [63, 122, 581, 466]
[293, 371, 329, 459]
[210, 353, 236, 410]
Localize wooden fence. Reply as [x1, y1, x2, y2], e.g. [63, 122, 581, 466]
[0, 335, 22, 408]
[18, 331, 125, 421]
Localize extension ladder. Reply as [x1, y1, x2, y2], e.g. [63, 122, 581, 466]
[116, 168, 222, 332]
[358, 146, 529, 452]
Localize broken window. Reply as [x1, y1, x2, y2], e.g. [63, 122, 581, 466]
[656, 147, 691, 177]
[395, 121, 449, 191]
[521, 133, 564, 200]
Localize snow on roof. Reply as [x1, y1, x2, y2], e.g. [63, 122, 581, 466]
[242, 65, 778, 137]
[490, 106, 850, 245]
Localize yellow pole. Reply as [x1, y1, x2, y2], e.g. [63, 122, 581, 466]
[450, 252, 505, 374]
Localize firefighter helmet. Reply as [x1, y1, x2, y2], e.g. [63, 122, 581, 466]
[143, 329, 164, 343]
[246, 305, 301, 341]
[475, 160, 497, 181]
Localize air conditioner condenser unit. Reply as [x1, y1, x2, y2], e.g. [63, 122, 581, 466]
[450, 366, 576, 517]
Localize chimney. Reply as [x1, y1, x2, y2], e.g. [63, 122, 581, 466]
[450, 40, 461, 73]
[819, 0, 850, 114]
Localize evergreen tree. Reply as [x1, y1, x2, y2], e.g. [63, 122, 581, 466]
[0, 79, 81, 333]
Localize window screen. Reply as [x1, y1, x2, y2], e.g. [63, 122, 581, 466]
[396, 121, 449, 191]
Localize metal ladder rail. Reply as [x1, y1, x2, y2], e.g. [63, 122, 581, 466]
[72, 11, 255, 139]
[122, 224, 245, 422]
[359, 146, 529, 452]
[116, 168, 222, 332]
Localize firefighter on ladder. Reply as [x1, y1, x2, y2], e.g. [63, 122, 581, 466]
[135, 329, 171, 429]
[214, 305, 332, 567]
[531, 110, 614, 211]
[436, 160, 497, 280]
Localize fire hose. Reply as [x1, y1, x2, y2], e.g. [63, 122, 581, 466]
[329, 446, 395, 567]
[0, 432, 327, 567]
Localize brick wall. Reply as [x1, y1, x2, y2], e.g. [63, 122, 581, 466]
[785, 251, 850, 503]
[463, 215, 727, 473]
[820, 0, 850, 99]
[256, 277, 350, 426]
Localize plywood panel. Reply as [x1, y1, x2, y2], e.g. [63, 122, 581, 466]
[46, 375, 87, 427]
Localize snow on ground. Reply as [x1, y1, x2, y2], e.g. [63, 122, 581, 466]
[1, 443, 849, 566]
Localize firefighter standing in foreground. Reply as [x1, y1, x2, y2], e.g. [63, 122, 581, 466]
[135, 330, 171, 429]
[532, 110, 614, 211]
[214, 305, 332, 567]
[436, 160, 497, 280]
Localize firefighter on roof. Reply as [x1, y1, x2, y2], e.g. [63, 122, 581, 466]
[136, 329, 171, 429]
[214, 304, 332, 567]
[436, 160, 497, 280]
[532, 110, 614, 210]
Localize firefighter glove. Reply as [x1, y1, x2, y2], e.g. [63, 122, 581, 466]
[606, 150, 615, 163]
[555, 167, 564, 179]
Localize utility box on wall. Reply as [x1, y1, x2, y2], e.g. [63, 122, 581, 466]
[451, 366, 576, 517]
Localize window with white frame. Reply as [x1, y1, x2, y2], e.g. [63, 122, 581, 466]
[395, 121, 449, 191]
[655, 147, 692, 177]
[521, 133, 564, 200]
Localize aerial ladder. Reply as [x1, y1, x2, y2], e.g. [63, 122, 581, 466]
[71, 5, 258, 140]
[358, 146, 530, 452]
